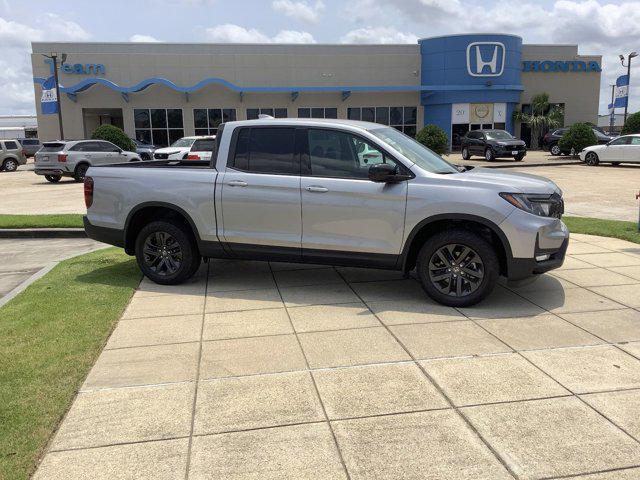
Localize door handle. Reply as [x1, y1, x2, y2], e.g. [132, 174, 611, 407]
[306, 186, 328, 193]
[227, 180, 248, 187]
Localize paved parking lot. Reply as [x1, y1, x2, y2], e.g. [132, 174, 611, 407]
[2, 152, 638, 220]
[34, 233, 640, 479]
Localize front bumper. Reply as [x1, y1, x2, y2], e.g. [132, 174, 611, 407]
[493, 146, 527, 157]
[508, 237, 568, 280]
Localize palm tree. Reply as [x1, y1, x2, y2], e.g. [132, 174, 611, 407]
[513, 93, 564, 149]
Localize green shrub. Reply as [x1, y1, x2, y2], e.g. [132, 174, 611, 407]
[415, 124, 448, 155]
[91, 125, 136, 152]
[558, 123, 597, 155]
[621, 112, 640, 135]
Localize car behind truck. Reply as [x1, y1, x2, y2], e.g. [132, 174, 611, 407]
[84, 118, 569, 307]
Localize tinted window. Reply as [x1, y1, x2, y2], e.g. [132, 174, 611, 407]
[23, 139, 39, 145]
[308, 129, 397, 179]
[40, 143, 65, 152]
[232, 128, 296, 175]
[609, 136, 631, 146]
[4, 141, 18, 150]
[70, 142, 96, 152]
[631, 137, 640, 145]
[191, 139, 216, 151]
[99, 142, 121, 152]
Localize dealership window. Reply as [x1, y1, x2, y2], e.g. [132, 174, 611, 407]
[347, 106, 417, 136]
[134, 108, 184, 147]
[247, 108, 288, 120]
[297, 107, 338, 119]
[193, 108, 236, 136]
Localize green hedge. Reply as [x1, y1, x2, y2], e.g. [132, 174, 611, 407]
[558, 122, 597, 154]
[416, 124, 449, 155]
[91, 124, 136, 152]
[622, 112, 640, 135]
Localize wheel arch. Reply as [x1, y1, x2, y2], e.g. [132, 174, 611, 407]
[400, 214, 512, 276]
[124, 202, 200, 255]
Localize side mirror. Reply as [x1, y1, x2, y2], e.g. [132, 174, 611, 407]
[368, 163, 411, 183]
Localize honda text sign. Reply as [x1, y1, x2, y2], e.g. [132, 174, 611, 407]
[466, 42, 505, 77]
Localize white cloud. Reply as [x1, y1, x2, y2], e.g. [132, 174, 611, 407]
[272, 0, 325, 23]
[340, 26, 418, 44]
[129, 34, 163, 42]
[0, 14, 90, 114]
[204, 23, 315, 43]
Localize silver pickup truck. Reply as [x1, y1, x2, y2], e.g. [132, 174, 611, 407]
[84, 118, 569, 307]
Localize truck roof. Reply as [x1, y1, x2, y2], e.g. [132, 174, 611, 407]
[224, 118, 384, 131]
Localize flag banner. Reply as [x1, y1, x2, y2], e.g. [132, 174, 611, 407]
[608, 103, 614, 114]
[614, 74, 629, 108]
[40, 76, 58, 115]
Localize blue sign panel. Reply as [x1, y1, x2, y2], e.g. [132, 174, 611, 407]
[40, 75, 58, 115]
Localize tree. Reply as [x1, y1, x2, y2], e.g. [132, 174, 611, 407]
[558, 122, 597, 155]
[416, 124, 449, 155]
[512, 93, 564, 149]
[621, 112, 640, 135]
[91, 124, 136, 152]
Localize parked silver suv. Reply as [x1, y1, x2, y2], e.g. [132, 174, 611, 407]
[0, 139, 27, 172]
[34, 140, 141, 182]
[84, 118, 569, 307]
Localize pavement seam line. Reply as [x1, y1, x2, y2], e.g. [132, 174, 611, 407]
[268, 261, 353, 480]
[184, 261, 210, 480]
[332, 267, 520, 480]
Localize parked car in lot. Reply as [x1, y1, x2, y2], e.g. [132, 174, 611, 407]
[84, 118, 568, 307]
[0, 139, 27, 172]
[460, 129, 527, 161]
[580, 134, 640, 166]
[132, 139, 155, 160]
[152, 136, 216, 161]
[543, 127, 615, 155]
[34, 139, 141, 182]
[16, 138, 42, 157]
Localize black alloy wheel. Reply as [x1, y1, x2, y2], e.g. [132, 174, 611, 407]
[585, 152, 599, 166]
[485, 148, 495, 161]
[74, 164, 89, 182]
[416, 229, 499, 307]
[550, 144, 561, 156]
[461, 147, 471, 160]
[44, 174, 61, 183]
[428, 244, 485, 297]
[142, 231, 183, 277]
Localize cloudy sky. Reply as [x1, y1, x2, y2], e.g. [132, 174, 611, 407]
[1, 0, 639, 115]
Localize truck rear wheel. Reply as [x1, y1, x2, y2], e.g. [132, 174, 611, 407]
[135, 220, 201, 285]
[416, 229, 499, 307]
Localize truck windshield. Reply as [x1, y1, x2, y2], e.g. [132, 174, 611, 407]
[170, 138, 195, 148]
[368, 127, 458, 174]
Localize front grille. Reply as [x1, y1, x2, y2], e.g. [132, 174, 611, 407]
[154, 153, 168, 160]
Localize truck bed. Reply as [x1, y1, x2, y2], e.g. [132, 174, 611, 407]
[95, 159, 214, 169]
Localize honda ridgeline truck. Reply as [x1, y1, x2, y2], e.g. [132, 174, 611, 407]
[83, 118, 568, 307]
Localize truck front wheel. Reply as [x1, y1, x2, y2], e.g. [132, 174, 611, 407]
[416, 229, 499, 307]
[135, 220, 201, 285]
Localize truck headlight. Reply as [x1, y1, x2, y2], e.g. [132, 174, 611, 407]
[500, 192, 564, 218]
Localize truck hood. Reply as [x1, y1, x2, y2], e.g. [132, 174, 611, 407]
[455, 167, 561, 195]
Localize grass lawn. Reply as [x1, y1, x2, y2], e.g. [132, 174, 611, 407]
[0, 214, 84, 229]
[564, 216, 640, 245]
[0, 248, 141, 480]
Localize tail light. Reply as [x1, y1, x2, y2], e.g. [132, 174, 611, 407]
[186, 154, 200, 160]
[84, 176, 94, 208]
[58, 154, 68, 162]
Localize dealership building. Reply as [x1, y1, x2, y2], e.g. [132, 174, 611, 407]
[31, 34, 602, 149]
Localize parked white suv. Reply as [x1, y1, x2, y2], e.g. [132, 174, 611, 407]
[153, 136, 216, 161]
[84, 118, 569, 307]
[34, 140, 141, 182]
[580, 134, 640, 166]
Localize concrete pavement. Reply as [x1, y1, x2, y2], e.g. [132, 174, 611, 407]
[34, 234, 640, 479]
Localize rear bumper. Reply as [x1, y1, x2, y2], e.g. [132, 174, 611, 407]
[84, 216, 125, 248]
[34, 168, 65, 176]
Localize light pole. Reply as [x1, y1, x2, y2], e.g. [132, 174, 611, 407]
[610, 84, 615, 133]
[619, 51, 638, 124]
[42, 52, 67, 140]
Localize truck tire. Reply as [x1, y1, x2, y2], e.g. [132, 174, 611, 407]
[45, 174, 61, 183]
[74, 163, 89, 182]
[416, 229, 499, 307]
[585, 152, 599, 166]
[461, 147, 471, 160]
[135, 220, 201, 285]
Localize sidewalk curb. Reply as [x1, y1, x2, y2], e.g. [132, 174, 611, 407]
[0, 228, 86, 239]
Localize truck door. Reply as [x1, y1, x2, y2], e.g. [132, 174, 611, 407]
[219, 126, 302, 259]
[300, 128, 407, 265]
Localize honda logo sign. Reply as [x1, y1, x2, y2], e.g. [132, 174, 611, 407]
[466, 42, 505, 77]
